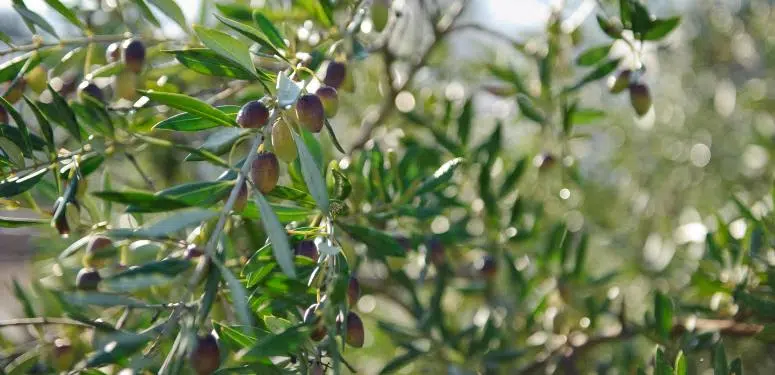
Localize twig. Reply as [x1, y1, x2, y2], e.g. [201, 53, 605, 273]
[0, 317, 96, 328]
[348, 0, 468, 152]
[125, 152, 156, 190]
[0, 34, 175, 57]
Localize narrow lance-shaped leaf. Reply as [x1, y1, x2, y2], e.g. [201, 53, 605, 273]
[674, 351, 687, 375]
[458, 97, 473, 145]
[253, 11, 286, 50]
[277, 72, 302, 107]
[168, 49, 256, 80]
[193, 25, 257, 79]
[139, 90, 237, 128]
[13, 3, 58, 37]
[0, 168, 48, 198]
[713, 341, 728, 375]
[147, 0, 188, 31]
[654, 291, 673, 340]
[44, 0, 85, 29]
[23, 97, 54, 154]
[210, 252, 255, 335]
[415, 157, 464, 196]
[253, 189, 296, 279]
[643, 17, 681, 41]
[290, 129, 329, 213]
[132, 0, 161, 27]
[154, 104, 241, 132]
[0, 96, 32, 156]
[46, 83, 82, 141]
[215, 14, 285, 59]
[576, 44, 612, 66]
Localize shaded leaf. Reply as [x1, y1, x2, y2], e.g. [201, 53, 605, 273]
[211, 256, 255, 335]
[643, 17, 680, 40]
[104, 259, 192, 292]
[576, 44, 612, 66]
[0, 215, 47, 227]
[415, 157, 464, 196]
[132, 0, 161, 27]
[253, 11, 286, 50]
[169, 49, 256, 80]
[13, 4, 58, 37]
[338, 222, 405, 257]
[253, 190, 296, 278]
[93, 190, 190, 212]
[140, 90, 237, 128]
[44, 0, 85, 29]
[215, 14, 284, 59]
[0, 168, 47, 197]
[155, 105, 241, 132]
[147, 0, 188, 31]
[290, 129, 329, 212]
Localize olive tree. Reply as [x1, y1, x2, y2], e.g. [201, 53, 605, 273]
[0, 0, 771, 374]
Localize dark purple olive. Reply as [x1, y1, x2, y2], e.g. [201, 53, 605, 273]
[78, 81, 104, 104]
[629, 82, 652, 116]
[427, 238, 445, 266]
[295, 240, 318, 261]
[295, 94, 325, 133]
[250, 152, 280, 194]
[324, 61, 347, 89]
[122, 39, 146, 73]
[341, 312, 364, 348]
[347, 277, 361, 306]
[475, 255, 497, 279]
[236, 100, 270, 129]
[190, 334, 220, 375]
[76, 268, 101, 290]
[303, 304, 327, 341]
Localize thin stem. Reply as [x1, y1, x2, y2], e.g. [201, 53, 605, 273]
[0, 317, 96, 328]
[125, 152, 156, 190]
[0, 34, 175, 57]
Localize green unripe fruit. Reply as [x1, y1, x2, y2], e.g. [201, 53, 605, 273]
[114, 70, 138, 100]
[25, 65, 47, 93]
[324, 61, 346, 89]
[122, 39, 146, 74]
[190, 334, 220, 375]
[303, 304, 327, 341]
[371, 1, 390, 32]
[122, 240, 162, 265]
[271, 120, 297, 163]
[78, 81, 104, 104]
[106, 42, 121, 63]
[51, 338, 76, 371]
[250, 152, 280, 194]
[608, 70, 631, 94]
[295, 240, 318, 261]
[83, 235, 114, 268]
[316, 85, 339, 117]
[341, 312, 365, 348]
[76, 268, 101, 290]
[629, 82, 652, 116]
[295, 94, 325, 133]
[236, 100, 270, 128]
[347, 276, 361, 306]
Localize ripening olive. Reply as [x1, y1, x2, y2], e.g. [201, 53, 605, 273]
[316, 85, 339, 117]
[271, 120, 297, 163]
[122, 39, 146, 74]
[25, 65, 47, 93]
[371, 1, 390, 32]
[608, 70, 631, 94]
[83, 235, 114, 268]
[342, 312, 365, 348]
[295, 94, 324, 133]
[78, 81, 104, 104]
[236, 100, 270, 129]
[629, 82, 652, 116]
[324, 61, 347, 89]
[474, 255, 497, 279]
[50, 338, 76, 371]
[250, 152, 280, 194]
[51, 197, 70, 236]
[294, 240, 318, 261]
[310, 362, 325, 375]
[4, 78, 25, 103]
[0, 106, 8, 124]
[303, 304, 327, 341]
[76, 268, 101, 290]
[106, 42, 121, 63]
[537, 152, 556, 171]
[347, 277, 361, 306]
[190, 334, 220, 375]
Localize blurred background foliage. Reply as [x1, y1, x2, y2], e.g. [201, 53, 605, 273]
[0, 0, 774, 374]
